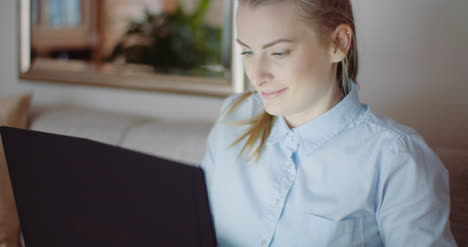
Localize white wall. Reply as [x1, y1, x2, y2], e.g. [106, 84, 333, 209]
[353, 0, 468, 149]
[1, 0, 467, 149]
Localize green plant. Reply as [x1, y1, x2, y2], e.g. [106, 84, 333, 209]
[106, 0, 222, 75]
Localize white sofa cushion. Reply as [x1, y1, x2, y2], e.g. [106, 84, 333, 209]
[30, 105, 214, 165]
[30, 106, 147, 145]
[120, 121, 213, 165]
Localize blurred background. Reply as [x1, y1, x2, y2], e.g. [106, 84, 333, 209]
[0, 0, 467, 148]
[29, 0, 229, 78]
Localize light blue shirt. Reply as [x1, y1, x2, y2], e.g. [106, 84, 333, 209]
[200, 83, 456, 247]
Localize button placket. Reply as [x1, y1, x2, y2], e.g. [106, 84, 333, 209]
[261, 141, 297, 247]
[261, 168, 283, 246]
[287, 162, 296, 178]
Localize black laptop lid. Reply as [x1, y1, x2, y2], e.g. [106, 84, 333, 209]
[0, 126, 216, 247]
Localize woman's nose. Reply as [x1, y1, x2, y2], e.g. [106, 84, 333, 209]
[249, 59, 273, 87]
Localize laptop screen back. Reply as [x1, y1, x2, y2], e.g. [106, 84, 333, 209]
[0, 126, 216, 247]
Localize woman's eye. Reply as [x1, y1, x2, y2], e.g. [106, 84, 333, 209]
[271, 51, 289, 57]
[240, 50, 289, 57]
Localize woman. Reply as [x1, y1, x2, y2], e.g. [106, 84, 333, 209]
[200, 0, 456, 246]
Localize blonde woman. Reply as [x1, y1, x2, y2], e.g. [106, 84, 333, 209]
[200, 0, 456, 246]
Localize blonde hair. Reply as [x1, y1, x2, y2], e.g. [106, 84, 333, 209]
[229, 0, 359, 161]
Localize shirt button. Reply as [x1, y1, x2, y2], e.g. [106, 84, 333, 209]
[261, 239, 267, 246]
[275, 198, 280, 206]
[289, 163, 294, 169]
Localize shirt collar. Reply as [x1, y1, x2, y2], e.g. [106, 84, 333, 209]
[266, 81, 364, 155]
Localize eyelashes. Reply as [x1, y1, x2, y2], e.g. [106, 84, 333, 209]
[240, 50, 291, 57]
[271, 52, 286, 57]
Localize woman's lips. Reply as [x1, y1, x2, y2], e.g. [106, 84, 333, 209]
[261, 88, 287, 99]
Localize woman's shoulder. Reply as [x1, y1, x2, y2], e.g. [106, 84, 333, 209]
[218, 91, 264, 122]
[358, 107, 437, 158]
[360, 108, 416, 138]
[345, 107, 447, 186]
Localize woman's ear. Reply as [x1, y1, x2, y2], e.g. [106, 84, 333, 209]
[329, 24, 353, 63]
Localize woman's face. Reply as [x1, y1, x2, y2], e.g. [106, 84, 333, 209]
[237, 2, 339, 127]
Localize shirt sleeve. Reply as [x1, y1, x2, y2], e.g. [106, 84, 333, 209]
[376, 133, 457, 246]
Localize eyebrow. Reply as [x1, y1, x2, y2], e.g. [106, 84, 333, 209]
[236, 38, 295, 49]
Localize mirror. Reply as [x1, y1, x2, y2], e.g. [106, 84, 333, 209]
[19, 0, 245, 97]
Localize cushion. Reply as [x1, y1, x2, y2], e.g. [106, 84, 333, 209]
[120, 121, 213, 165]
[30, 106, 147, 146]
[434, 147, 468, 246]
[0, 93, 33, 247]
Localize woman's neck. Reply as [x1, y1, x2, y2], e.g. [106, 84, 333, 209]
[284, 82, 343, 129]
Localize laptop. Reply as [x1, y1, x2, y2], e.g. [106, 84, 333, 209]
[0, 126, 217, 247]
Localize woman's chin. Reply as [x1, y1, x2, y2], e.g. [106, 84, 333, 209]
[263, 103, 284, 116]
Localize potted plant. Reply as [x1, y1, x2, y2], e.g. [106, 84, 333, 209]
[106, 0, 223, 77]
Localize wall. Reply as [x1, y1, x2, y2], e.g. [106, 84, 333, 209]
[1, 0, 467, 149]
[354, 0, 468, 149]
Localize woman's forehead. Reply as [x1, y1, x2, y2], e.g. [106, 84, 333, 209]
[236, 2, 310, 44]
[237, 1, 300, 26]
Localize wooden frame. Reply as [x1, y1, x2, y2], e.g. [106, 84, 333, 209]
[19, 0, 245, 97]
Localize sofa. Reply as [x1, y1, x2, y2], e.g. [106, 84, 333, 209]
[1, 95, 467, 246]
[29, 105, 213, 166]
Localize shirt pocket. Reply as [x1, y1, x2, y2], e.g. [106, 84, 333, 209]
[298, 212, 364, 247]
